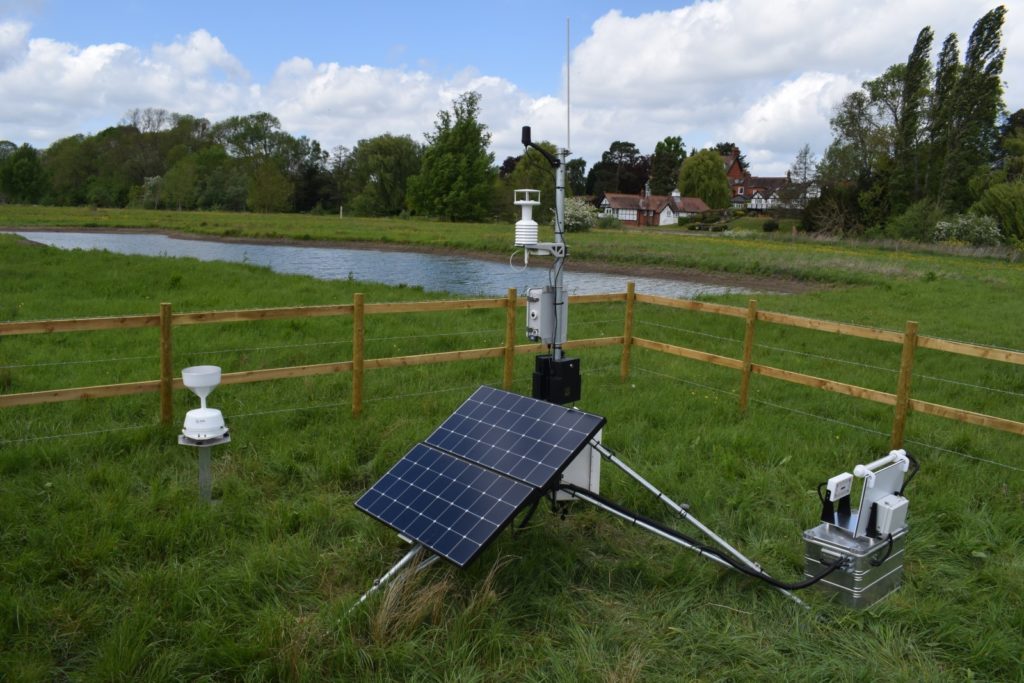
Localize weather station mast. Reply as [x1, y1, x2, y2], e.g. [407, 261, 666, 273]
[512, 19, 581, 405]
[514, 125, 580, 405]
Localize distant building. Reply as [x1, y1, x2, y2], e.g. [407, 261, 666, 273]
[596, 188, 710, 227]
[719, 147, 818, 211]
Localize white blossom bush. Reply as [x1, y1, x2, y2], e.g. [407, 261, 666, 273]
[559, 197, 599, 232]
[932, 214, 1003, 246]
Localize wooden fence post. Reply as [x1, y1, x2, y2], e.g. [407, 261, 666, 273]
[159, 302, 173, 426]
[620, 282, 636, 381]
[352, 293, 364, 417]
[738, 299, 758, 414]
[891, 320, 919, 449]
[503, 288, 516, 390]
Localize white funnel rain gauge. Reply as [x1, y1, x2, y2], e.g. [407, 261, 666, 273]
[178, 364, 230, 502]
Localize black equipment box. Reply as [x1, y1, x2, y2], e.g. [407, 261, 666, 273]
[532, 355, 581, 404]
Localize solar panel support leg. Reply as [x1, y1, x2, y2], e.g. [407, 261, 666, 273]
[590, 440, 806, 608]
[564, 486, 806, 608]
[354, 543, 433, 608]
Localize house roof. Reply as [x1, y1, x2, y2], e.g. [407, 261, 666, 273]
[672, 196, 711, 213]
[745, 176, 788, 193]
[600, 192, 709, 214]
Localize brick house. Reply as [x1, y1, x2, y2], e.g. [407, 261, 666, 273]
[720, 147, 808, 210]
[597, 188, 710, 227]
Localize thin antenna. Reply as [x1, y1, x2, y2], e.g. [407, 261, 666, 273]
[566, 17, 571, 152]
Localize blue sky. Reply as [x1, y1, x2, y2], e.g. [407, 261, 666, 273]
[1, 1, 1021, 175]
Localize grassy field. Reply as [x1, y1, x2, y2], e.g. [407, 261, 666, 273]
[1, 217, 1023, 680]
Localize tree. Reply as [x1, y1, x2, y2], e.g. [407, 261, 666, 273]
[940, 6, 1007, 209]
[971, 181, 1024, 242]
[713, 142, 747, 173]
[0, 143, 47, 203]
[565, 158, 587, 196]
[585, 141, 648, 195]
[42, 135, 92, 205]
[338, 133, 422, 216]
[212, 112, 291, 161]
[648, 136, 686, 195]
[247, 162, 293, 213]
[926, 32, 962, 197]
[780, 144, 818, 208]
[890, 26, 934, 211]
[498, 155, 520, 178]
[163, 156, 199, 210]
[407, 91, 495, 220]
[504, 142, 558, 222]
[678, 149, 730, 209]
[285, 136, 332, 212]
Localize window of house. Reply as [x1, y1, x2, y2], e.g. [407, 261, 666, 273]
[618, 209, 637, 221]
[738, 187, 744, 195]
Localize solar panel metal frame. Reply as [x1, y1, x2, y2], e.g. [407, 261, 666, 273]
[355, 386, 606, 567]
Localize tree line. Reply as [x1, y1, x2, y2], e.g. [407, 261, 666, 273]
[0, 87, 744, 223]
[810, 6, 1022, 245]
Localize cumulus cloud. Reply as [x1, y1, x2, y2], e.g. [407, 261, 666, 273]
[730, 72, 859, 173]
[0, 20, 28, 67]
[0, 0, 1021, 179]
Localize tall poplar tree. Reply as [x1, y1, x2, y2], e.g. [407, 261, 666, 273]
[940, 6, 1007, 209]
[926, 33, 961, 197]
[890, 26, 933, 211]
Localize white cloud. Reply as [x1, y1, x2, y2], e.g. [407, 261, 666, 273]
[0, 1, 1021, 180]
[150, 29, 247, 80]
[0, 20, 28, 68]
[730, 72, 858, 173]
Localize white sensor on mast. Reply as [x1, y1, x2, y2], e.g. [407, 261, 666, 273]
[514, 189, 541, 250]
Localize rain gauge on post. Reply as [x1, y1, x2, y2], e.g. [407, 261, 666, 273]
[178, 365, 230, 503]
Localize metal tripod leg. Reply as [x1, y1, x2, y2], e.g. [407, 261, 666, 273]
[591, 441, 806, 607]
[354, 543, 438, 608]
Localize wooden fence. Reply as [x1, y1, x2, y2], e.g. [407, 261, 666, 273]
[2, 283, 1023, 449]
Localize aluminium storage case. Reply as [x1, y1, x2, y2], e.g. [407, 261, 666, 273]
[803, 522, 907, 608]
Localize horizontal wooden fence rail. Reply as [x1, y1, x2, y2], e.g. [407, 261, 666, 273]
[1, 287, 1022, 447]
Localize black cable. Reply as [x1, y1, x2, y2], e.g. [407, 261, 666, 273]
[870, 534, 894, 567]
[516, 496, 543, 531]
[559, 484, 846, 591]
[899, 452, 919, 496]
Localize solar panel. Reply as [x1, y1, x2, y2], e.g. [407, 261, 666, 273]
[424, 386, 605, 488]
[356, 386, 606, 567]
[355, 443, 533, 567]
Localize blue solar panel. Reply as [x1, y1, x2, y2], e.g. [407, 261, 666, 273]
[356, 386, 606, 568]
[355, 443, 533, 567]
[424, 386, 605, 488]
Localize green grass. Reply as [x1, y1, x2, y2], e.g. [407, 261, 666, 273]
[726, 215, 800, 234]
[1, 229, 1023, 680]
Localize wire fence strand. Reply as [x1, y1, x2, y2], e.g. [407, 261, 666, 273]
[0, 423, 151, 446]
[633, 363, 1024, 474]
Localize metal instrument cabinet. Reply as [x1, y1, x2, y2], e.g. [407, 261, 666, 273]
[803, 522, 907, 608]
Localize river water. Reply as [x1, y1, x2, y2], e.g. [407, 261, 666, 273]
[15, 231, 749, 299]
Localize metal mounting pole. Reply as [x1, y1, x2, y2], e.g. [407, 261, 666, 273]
[552, 148, 567, 361]
[198, 446, 212, 502]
